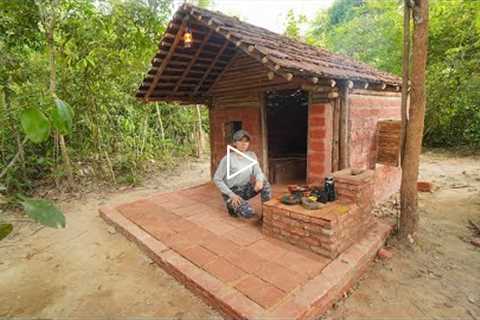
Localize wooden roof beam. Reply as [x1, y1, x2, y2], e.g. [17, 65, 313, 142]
[145, 20, 187, 101]
[193, 39, 231, 95]
[206, 51, 240, 95]
[185, 10, 295, 85]
[173, 29, 214, 93]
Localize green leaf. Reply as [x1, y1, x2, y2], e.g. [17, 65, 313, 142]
[19, 197, 66, 228]
[20, 108, 51, 143]
[0, 224, 13, 241]
[51, 97, 74, 135]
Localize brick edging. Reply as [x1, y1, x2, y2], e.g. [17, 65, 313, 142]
[99, 205, 392, 320]
[99, 206, 264, 319]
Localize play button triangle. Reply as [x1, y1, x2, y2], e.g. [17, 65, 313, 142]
[226, 145, 258, 180]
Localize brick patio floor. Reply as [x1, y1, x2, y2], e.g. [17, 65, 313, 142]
[99, 182, 392, 319]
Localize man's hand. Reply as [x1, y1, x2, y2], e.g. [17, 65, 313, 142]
[254, 179, 263, 192]
[230, 194, 242, 208]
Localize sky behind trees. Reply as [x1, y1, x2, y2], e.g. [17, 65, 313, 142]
[173, 0, 334, 33]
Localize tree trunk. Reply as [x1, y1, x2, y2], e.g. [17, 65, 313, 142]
[155, 103, 165, 141]
[195, 104, 203, 158]
[400, 0, 411, 166]
[47, 9, 74, 188]
[3, 85, 25, 168]
[399, 0, 429, 240]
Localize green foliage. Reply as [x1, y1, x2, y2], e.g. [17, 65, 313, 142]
[20, 107, 51, 143]
[1, 0, 212, 193]
[307, 0, 480, 147]
[51, 97, 74, 135]
[18, 195, 66, 228]
[307, 0, 402, 75]
[424, 0, 480, 147]
[283, 9, 307, 40]
[195, 0, 214, 9]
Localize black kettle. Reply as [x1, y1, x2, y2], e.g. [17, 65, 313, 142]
[324, 176, 336, 202]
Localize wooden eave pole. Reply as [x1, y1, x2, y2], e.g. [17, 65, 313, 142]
[145, 20, 187, 101]
[339, 80, 350, 169]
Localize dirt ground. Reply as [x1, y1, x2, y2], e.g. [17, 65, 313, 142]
[1, 151, 479, 319]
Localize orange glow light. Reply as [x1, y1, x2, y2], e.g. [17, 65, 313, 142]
[184, 30, 193, 48]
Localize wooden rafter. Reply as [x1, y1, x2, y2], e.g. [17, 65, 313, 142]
[145, 20, 187, 101]
[173, 29, 213, 93]
[193, 39, 231, 95]
[206, 51, 239, 95]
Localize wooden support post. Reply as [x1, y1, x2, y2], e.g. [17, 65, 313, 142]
[339, 81, 350, 169]
[208, 102, 215, 178]
[259, 93, 269, 178]
[332, 98, 341, 172]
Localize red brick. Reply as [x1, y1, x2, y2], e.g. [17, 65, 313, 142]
[201, 218, 238, 236]
[269, 300, 306, 319]
[254, 261, 306, 293]
[310, 104, 327, 114]
[247, 239, 288, 261]
[235, 275, 285, 309]
[309, 139, 326, 152]
[309, 128, 326, 139]
[377, 248, 393, 260]
[170, 203, 213, 217]
[203, 257, 246, 283]
[201, 236, 241, 256]
[117, 199, 161, 220]
[220, 289, 264, 319]
[144, 223, 176, 241]
[224, 249, 267, 274]
[309, 115, 326, 126]
[417, 181, 433, 192]
[163, 233, 195, 251]
[224, 226, 264, 247]
[165, 218, 198, 233]
[177, 245, 218, 267]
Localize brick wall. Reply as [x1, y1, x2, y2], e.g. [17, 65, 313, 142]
[263, 199, 375, 259]
[210, 104, 263, 176]
[349, 93, 401, 169]
[373, 164, 401, 203]
[307, 102, 333, 184]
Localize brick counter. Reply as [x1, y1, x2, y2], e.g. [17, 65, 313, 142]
[263, 169, 378, 259]
[262, 200, 375, 259]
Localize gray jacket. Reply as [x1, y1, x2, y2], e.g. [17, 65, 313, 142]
[213, 151, 264, 198]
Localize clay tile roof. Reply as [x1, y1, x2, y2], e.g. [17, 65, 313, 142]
[137, 4, 401, 103]
[189, 5, 400, 85]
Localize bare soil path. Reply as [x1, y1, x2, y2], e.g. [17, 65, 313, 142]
[1, 151, 479, 319]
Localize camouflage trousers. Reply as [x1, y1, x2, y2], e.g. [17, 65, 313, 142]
[222, 180, 272, 218]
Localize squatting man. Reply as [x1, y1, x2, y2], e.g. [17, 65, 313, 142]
[213, 129, 272, 218]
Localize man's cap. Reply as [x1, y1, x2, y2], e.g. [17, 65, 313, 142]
[232, 129, 251, 142]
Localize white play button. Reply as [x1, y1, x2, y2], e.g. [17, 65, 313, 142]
[226, 145, 258, 180]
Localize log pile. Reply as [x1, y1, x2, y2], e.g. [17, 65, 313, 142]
[376, 120, 402, 167]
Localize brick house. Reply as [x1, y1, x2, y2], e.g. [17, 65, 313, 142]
[137, 4, 402, 204]
[102, 5, 408, 315]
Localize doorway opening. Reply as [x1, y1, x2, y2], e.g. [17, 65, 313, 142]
[265, 89, 308, 184]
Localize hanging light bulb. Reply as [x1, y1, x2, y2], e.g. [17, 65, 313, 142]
[184, 25, 193, 48]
